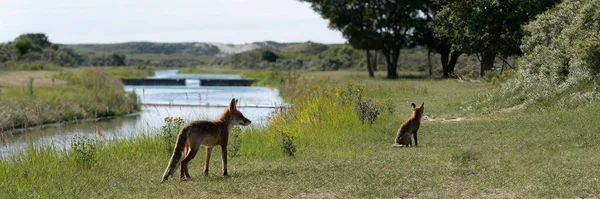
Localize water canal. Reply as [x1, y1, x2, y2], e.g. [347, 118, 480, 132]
[0, 70, 283, 158]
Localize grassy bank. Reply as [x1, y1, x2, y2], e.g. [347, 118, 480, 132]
[85, 66, 154, 79]
[1, 71, 599, 198]
[0, 68, 141, 131]
[178, 66, 292, 87]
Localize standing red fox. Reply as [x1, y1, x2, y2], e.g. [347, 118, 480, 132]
[393, 102, 424, 147]
[161, 98, 251, 182]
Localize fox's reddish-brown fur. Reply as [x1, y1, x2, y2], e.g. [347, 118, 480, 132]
[393, 102, 424, 147]
[161, 98, 251, 182]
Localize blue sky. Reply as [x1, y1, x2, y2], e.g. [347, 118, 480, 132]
[0, 0, 346, 44]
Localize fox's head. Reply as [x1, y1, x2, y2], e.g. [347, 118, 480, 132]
[411, 102, 424, 118]
[228, 98, 252, 126]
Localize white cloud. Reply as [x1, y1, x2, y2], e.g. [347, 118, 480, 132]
[0, 0, 344, 44]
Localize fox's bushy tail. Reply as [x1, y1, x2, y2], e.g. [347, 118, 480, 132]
[161, 129, 188, 182]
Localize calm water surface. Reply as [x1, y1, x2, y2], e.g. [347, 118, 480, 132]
[0, 70, 283, 158]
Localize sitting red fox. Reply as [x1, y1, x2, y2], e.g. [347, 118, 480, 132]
[393, 102, 424, 147]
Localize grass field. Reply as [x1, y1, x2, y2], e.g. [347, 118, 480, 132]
[0, 68, 141, 131]
[1, 70, 599, 198]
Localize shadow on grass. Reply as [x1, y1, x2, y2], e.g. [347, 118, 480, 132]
[375, 74, 447, 80]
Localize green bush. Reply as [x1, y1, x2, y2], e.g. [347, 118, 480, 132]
[70, 135, 98, 169]
[160, 117, 184, 155]
[280, 131, 297, 157]
[229, 126, 242, 157]
[486, 0, 600, 109]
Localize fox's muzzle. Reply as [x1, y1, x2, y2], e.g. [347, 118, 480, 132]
[242, 119, 252, 126]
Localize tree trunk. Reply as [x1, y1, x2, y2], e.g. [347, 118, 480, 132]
[365, 48, 374, 78]
[448, 51, 463, 75]
[479, 51, 497, 77]
[427, 50, 432, 76]
[385, 48, 400, 79]
[440, 52, 449, 78]
[372, 51, 378, 72]
[437, 37, 451, 78]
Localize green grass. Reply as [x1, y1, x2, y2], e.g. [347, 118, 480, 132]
[86, 66, 154, 79]
[1, 70, 599, 198]
[177, 66, 241, 75]
[0, 62, 64, 71]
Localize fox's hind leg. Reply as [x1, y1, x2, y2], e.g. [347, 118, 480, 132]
[394, 130, 404, 146]
[180, 145, 199, 180]
[402, 133, 412, 146]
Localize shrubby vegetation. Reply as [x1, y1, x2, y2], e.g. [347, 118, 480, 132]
[0, 33, 128, 68]
[205, 43, 371, 71]
[308, 45, 365, 71]
[64, 42, 220, 56]
[482, 0, 600, 109]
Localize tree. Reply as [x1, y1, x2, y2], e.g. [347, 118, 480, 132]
[435, 0, 558, 76]
[19, 33, 51, 48]
[12, 36, 32, 56]
[417, 0, 464, 78]
[110, 53, 126, 66]
[371, 0, 427, 79]
[301, 0, 426, 79]
[300, 0, 378, 77]
[261, 50, 279, 62]
[12, 33, 53, 57]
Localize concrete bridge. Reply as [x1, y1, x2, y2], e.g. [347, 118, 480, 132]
[120, 78, 257, 86]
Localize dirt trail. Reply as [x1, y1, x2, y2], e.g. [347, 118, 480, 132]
[422, 104, 525, 123]
[423, 115, 468, 122]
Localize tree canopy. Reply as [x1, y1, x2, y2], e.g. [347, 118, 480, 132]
[435, 0, 558, 76]
[300, 0, 428, 79]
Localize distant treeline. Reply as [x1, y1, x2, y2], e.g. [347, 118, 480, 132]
[0, 33, 463, 75]
[0, 33, 127, 68]
[65, 42, 220, 56]
[58, 40, 305, 68]
[59, 40, 382, 71]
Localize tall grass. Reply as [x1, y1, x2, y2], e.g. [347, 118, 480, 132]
[0, 68, 140, 131]
[0, 132, 165, 198]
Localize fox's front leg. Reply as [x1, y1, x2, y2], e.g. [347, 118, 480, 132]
[204, 147, 212, 175]
[413, 131, 418, 147]
[221, 144, 228, 176]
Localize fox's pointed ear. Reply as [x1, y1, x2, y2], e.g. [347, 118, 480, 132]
[421, 102, 424, 108]
[229, 98, 237, 110]
[411, 103, 416, 108]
